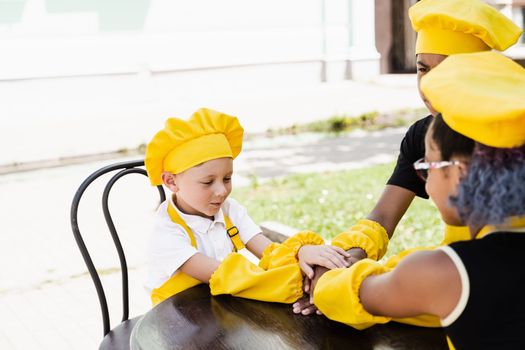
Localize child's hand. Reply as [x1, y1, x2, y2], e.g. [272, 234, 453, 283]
[345, 247, 367, 266]
[293, 296, 320, 315]
[297, 245, 350, 278]
[309, 265, 329, 304]
[293, 265, 329, 315]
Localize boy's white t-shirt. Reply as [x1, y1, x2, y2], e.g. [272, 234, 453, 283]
[146, 196, 261, 290]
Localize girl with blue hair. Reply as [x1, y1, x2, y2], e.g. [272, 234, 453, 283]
[312, 52, 525, 350]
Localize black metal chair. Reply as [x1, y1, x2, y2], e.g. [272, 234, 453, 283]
[70, 160, 165, 350]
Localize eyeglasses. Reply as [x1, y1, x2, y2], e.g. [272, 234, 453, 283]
[413, 158, 462, 182]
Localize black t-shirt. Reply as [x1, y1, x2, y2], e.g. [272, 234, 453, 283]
[387, 115, 433, 199]
[445, 233, 525, 349]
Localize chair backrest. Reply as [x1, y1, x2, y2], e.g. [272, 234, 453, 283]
[70, 159, 165, 337]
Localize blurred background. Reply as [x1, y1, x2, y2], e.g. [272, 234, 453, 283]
[0, 1, 524, 349]
[1, 0, 522, 167]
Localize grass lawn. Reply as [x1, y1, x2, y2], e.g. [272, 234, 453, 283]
[232, 162, 445, 259]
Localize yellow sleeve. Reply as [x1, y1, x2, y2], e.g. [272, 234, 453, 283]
[259, 242, 298, 270]
[331, 219, 389, 260]
[313, 259, 391, 330]
[281, 230, 325, 256]
[258, 231, 323, 270]
[210, 253, 303, 303]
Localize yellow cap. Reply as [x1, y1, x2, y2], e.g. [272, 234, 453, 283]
[421, 51, 525, 148]
[145, 108, 243, 185]
[409, 0, 522, 55]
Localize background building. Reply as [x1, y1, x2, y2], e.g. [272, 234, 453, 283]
[375, 0, 525, 73]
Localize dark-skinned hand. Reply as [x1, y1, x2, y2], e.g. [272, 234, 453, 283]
[292, 247, 367, 315]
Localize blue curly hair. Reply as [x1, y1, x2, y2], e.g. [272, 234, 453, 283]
[450, 144, 525, 232]
[430, 114, 525, 232]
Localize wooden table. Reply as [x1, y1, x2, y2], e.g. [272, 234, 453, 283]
[130, 285, 448, 350]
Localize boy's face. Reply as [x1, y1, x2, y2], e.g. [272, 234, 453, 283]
[165, 157, 233, 219]
[416, 53, 447, 116]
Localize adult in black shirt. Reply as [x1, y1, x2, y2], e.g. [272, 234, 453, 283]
[294, 0, 523, 316]
[387, 115, 432, 199]
[342, 56, 443, 248]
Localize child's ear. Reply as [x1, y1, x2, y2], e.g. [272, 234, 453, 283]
[161, 172, 179, 193]
[458, 160, 469, 178]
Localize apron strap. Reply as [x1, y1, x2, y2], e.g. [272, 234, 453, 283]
[167, 200, 197, 248]
[224, 214, 245, 251]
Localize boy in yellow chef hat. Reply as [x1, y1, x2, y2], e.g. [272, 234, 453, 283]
[294, 0, 523, 318]
[145, 108, 349, 305]
[314, 51, 525, 349]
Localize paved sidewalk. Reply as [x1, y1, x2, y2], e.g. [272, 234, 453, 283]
[0, 74, 421, 166]
[0, 76, 422, 349]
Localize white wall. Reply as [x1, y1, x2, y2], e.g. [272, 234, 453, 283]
[0, 0, 321, 79]
[0, 0, 382, 165]
[0, 0, 380, 80]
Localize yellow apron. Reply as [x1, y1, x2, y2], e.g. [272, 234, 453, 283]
[440, 224, 471, 245]
[150, 202, 245, 306]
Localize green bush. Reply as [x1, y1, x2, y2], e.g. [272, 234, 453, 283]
[265, 108, 428, 136]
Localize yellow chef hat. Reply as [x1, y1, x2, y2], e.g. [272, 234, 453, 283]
[420, 51, 525, 148]
[409, 0, 522, 55]
[145, 108, 244, 186]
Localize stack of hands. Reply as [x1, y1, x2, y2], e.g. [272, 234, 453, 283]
[293, 245, 367, 315]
